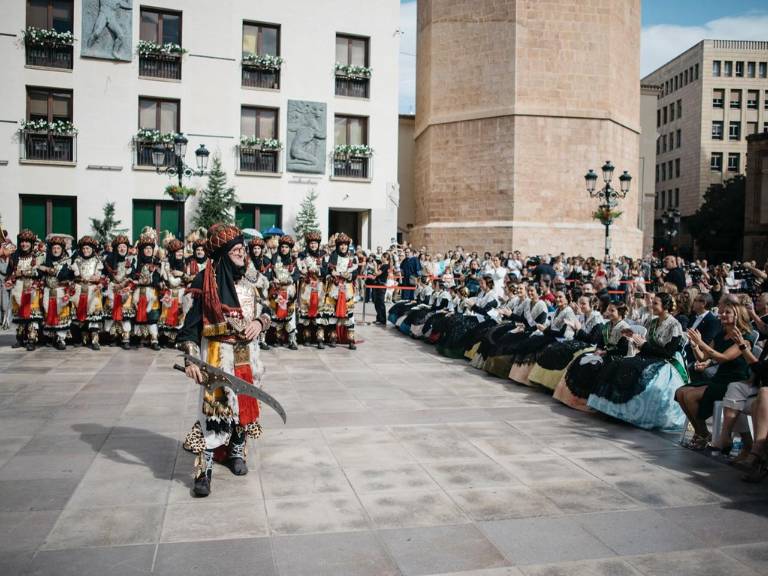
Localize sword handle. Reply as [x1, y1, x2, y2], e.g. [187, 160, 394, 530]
[173, 363, 186, 373]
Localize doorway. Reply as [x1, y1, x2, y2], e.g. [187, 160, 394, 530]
[328, 209, 369, 249]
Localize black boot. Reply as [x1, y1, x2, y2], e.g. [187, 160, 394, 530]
[121, 340, 131, 350]
[228, 430, 248, 476]
[151, 341, 161, 351]
[25, 341, 35, 352]
[55, 340, 66, 351]
[349, 341, 357, 350]
[193, 470, 212, 497]
[259, 341, 270, 351]
[193, 450, 214, 497]
[317, 340, 325, 350]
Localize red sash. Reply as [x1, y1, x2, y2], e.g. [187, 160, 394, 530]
[136, 292, 148, 323]
[20, 290, 32, 320]
[46, 295, 58, 326]
[76, 292, 88, 322]
[112, 292, 123, 321]
[166, 297, 180, 327]
[276, 289, 288, 319]
[308, 280, 319, 318]
[235, 362, 259, 424]
[335, 282, 347, 318]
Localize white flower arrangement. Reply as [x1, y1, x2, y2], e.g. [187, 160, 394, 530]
[136, 40, 186, 57]
[333, 144, 373, 158]
[242, 53, 284, 70]
[240, 136, 283, 150]
[19, 119, 78, 135]
[334, 63, 372, 79]
[21, 27, 74, 47]
[135, 129, 183, 143]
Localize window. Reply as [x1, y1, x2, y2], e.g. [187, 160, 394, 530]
[661, 163, 666, 180]
[761, 62, 768, 78]
[727, 153, 740, 172]
[712, 121, 723, 140]
[20, 195, 76, 238]
[27, 86, 72, 122]
[711, 152, 722, 172]
[136, 97, 179, 166]
[132, 200, 182, 242]
[236, 204, 282, 231]
[735, 61, 744, 77]
[724, 61, 732, 77]
[656, 138, 660, 155]
[748, 62, 756, 78]
[765, 122, 768, 133]
[684, 69, 688, 84]
[23, 86, 75, 162]
[656, 109, 660, 128]
[239, 106, 280, 173]
[655, 164, 659, 183]
[335, 34, 370, 98]
[695, 63, 699, 79]
[669, 104, 675, 122]
[747, 90, 759, 109]
[655, 191, 659, 210]
[712, 60, 721, 77]
[729, 121, 741, 141]
[333, 114, 370, 178]
[241, 22, 281, 89]
[674, 189, 679, 207]
[661, 190, 666, 208]
[26, 0, 73, 31]
[676, 99, 682, 118]
[765, 90, 768, 110]
[676, 128, 681, 148]
[674, 76, 678, 91]
[747, 121, 758, 136]
[730, 89, 742, 109]
[140, 8, 181, 45]
[712, 89, 724, 108]
[661, 134, 667, 153]
[663, 106, 667, 124]
[667, 160, 673, 180]
[675, 158, 680, 178]
[669, 132, 674, 150]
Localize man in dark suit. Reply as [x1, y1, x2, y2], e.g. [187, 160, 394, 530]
[663, 255, 686, 292]
[400, 248, 421, 300]
[686, 292, 721, 363]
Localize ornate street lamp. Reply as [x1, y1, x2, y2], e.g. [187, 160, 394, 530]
[585, 160, 632, 263]
[150, 136, 210, 237]
[661, 208, 681, 255]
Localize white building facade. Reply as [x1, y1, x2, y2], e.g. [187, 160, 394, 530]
[0, 0, 400, 248]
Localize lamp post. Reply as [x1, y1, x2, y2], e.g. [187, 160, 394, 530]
[660, 208, 681, 256]
[151, 134, 210, 237]
[584, 160, 632, 264]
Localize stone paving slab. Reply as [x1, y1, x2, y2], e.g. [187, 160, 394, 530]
[0, 318, 767, 575]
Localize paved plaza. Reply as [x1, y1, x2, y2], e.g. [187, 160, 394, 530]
[2, 317, 768, 576]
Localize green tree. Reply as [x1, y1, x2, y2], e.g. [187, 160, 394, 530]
[192, 155, 239, 229]
[293, 189, 321, 245]
[90, 202, 127, 244]
[687, 175, 745, 261]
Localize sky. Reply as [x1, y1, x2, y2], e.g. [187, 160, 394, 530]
[398, 0, 768, 114]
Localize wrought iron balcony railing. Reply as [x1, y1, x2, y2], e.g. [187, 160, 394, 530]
[332, 155, 371, 179]
[20, 131, 76, 163]
[335, 75, 370, 98]
[241, 66, 280, 89]
[237, 146, 280, 174]
[139, 53, 182, 80]
[133, 138, 174, 167]
[25, 43, 73, 69]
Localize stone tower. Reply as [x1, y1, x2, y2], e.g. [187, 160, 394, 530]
[412, 0, 643, 256]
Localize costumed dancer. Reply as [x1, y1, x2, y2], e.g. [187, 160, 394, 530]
[6, 229, 43, 350]
[177, 223, 272, 497]
[324, 233, 358, 349]
[248, 237, 272, 350]
[71, 236, 104, 350]
[268, 235, 299, 350]
[38, 235, 73, 350]
[159, 238, 187, 347]
[184, 235, 208, 315]
[297, 231, 327, 349]
[132, 229, 162, 350]
[102, 235, 136, 349]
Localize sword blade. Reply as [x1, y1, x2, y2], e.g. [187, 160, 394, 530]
[182, 354, 287, 423]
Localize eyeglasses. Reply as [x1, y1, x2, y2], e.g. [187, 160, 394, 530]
[228, 246, 246, 255]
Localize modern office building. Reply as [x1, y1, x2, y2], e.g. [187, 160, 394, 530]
[642, 39, 768, 255]
[744, 131, 768, 262]
[0, 0, 400, 248]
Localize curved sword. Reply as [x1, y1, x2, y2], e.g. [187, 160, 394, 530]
[173, 353, 286, 423]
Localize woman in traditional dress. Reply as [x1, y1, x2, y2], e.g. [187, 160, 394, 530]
[529, 295, 604, 391]
[554, 302, 630, 412]
[71, 236, 104, 350]
[132, 231, 163, 350]
[103, 235, 136, 349]
[587, 293, 688, 430]
[399, 272, 434, 336]
[437, 274, 499, 359]
[675, 299, 756, 450]
[323, 233, 358, 349]
[268, 235, 299, 349]
[158, 238, 188, 347]
[38, 235, 73, 350]
[6, 230, 43, 350]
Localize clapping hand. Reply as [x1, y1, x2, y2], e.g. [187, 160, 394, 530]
[630, 333, 646, 347]
[686, 328, 702, 346]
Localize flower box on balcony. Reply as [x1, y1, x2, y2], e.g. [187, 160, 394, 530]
[18, 121, 77, 164]
[22, 27, 74, 47]
[242, 53, 283, 70]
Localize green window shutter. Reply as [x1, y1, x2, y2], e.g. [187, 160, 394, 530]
[236, 205, 255, 230]
[21, 196, 46, 239]
[51, 197, 75, 237]
[159, 202, 181, 240]
[132, 200, 156, 242]
[258, 204, 281, 230]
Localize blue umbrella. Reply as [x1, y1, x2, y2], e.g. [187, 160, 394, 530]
[241, 228, 262, 240]
[262, 226, 285, 238]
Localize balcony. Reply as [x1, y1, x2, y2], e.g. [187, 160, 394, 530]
[139, 53, 182, 80]
[241, 66, 280, 89]
[335, 75, 370, 98]
[332, 155, 371, 180]
[20, 131, 76, 163]
[133, 139, 174, 168]
[25, 43, 73, 70]
[237, 146, 280, 174]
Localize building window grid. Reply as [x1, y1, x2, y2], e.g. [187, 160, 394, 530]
[670, 104, 675, 122]
[724, 61, 732, 77]
[747, 90, 759, 110]
[748, 62, 756, 78]
[661, 134, 667, 153]
[761, 62, 768, 78]
[736, 61, 744, 77]
[713, 89, 724, 108]
[731, 89, 742, 109]
[661, 190, 666, 208]
[677, 99, 682, 118]
[675, 158, 680, 178]
[711, 152, 723, 172]
[712, 60, 721, 77]
[727, 153, 740, 173]
[669, 132, 674, 150]
[667, 160, 673, 181]
[712, 120, 724, 140]
[729, 121, 741, 141]
[661, 163, 667, 181]
[674, 189, 679, 208]
[676, 128, 681, 148]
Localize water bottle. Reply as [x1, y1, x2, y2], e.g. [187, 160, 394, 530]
[730, 435, 743, 458]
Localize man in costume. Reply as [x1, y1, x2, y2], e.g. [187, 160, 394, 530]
[132, 230, 162, 350]
[6, 229, 43, 350]
[324, 233, 358, 349]
[246, 238, 272, 351]
[177, 223, 271, 497]
[102, 234, 135, 349]
[71, 235, 104, 350]
[296, 231, 327, 349]
[38, 235, 73, 350]
[268, 235, 299, 350]
[159, 238, 187, 347]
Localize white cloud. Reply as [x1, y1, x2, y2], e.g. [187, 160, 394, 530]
[399, 0, 417, 114]
[641, 13, 768, 77]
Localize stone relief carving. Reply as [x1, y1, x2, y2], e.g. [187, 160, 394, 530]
[82, 0, 133, 61]
[287, 100, 327, 174]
